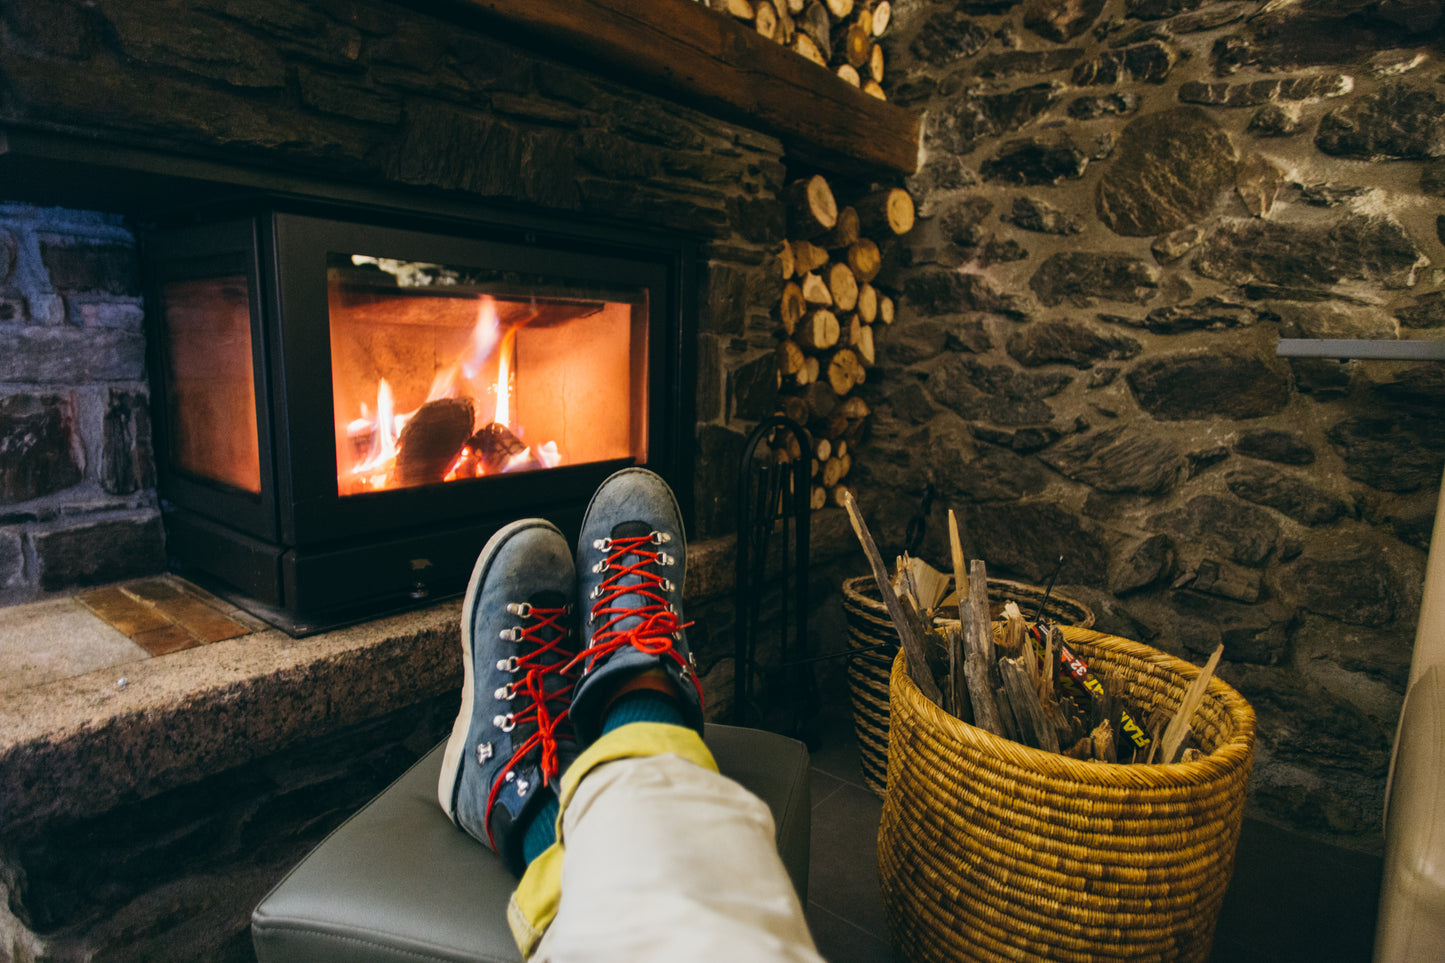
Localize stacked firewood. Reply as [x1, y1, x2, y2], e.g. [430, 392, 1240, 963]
[773, 173, 914, 510]
[701, 0, 893, 97]
[843, 491, 1224, 767]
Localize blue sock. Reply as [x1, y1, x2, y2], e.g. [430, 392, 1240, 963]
[602, 689, 686, 734]
[522, 795, 560, 865]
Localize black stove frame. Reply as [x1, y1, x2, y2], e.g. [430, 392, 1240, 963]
[144, 203, 697, 634]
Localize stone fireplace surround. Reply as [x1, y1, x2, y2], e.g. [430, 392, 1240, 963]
[0, 0, 876, 956]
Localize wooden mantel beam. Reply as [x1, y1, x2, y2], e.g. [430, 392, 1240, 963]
[448, 0, 920, 175]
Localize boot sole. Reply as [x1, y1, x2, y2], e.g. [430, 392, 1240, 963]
[437, 517, 566, 825]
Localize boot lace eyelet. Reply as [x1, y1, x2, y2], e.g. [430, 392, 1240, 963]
[497, 657, 519, 672]
[592, 538, 612, 551]
[494, 684, 515, 700]
[499, 626, 524, 642]
[591, 559, 609, 574]
[494, 714, 515, 732]
[506, 602, 532, 617]
[651, 531, 671, 544]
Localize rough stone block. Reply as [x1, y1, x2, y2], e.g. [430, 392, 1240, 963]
[1127, 351, 1290, 421]
[1030, 252, 1159, 307]
[981, 136, 1088, 186]
[1040, 425, 1184, 496]
[1225, 465, 1351, 526]
[101, 390, 156, 496]
[1234, 428, 1315, 465]
[0, 328, 146, 383]
[1278, 539, 1399, 628]
[33, 515, 165, 591]
[908, 9, 989, 66]
[728, 350, 778, 422]
[103, 3, 287, 88]
[38, 241, 138, 296]
[925, 354, 1071, 426]
[1316, 83, 1445, 159]
[1148, 494, 1280, 567]
[1022, 0, 1106, 41]
[1096, 107, 1235, 236]
[0, 394, 83, 504]
[0, 528, 23, 587]
[1006, 320, 1142, 368]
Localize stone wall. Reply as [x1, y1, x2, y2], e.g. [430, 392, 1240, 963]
[849, 0, 1444, 849]
[0, 204, 163, 606]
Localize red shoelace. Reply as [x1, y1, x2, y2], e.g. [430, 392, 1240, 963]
[485, 603, 576, 851]
[572, 534, 703, 706]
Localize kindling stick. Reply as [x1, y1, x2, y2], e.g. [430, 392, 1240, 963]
[842, 489, 944, 705]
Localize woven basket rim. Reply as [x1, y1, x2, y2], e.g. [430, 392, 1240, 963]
[889, 626, 1257, 790]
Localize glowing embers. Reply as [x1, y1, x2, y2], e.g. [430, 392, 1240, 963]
[330, 256, 647, 497]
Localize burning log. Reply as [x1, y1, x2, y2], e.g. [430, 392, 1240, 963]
[472, 422, 529, 475]
[396, 398, 474, 486]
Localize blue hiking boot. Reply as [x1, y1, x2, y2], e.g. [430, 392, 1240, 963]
[569, 468, 706, 743]
[438, 518, 580, 875]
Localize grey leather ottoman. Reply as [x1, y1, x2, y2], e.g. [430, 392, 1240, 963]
[252, 723, 812, 962]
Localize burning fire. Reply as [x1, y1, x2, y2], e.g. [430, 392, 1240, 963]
[341, 295, 561, 494]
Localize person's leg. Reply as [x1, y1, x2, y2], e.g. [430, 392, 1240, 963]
[509, 469, 822, 962]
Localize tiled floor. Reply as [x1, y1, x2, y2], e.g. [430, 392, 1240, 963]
[800, 671, 1384, 963]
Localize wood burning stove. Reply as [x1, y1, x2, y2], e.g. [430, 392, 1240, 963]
[144, 205, 695, 633]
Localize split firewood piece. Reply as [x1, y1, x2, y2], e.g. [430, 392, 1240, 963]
[862, 80, 885, 100]
[879, 293, 895, 324]
[838, 394, 870, 420]
[963, 558, 1004, 736]
[996, 601, 1028, 659]
[827, 261, 859, 312]
[856, 282, 878, 323]
[1090, 719, 1117, 764]
[397, 397, 475, 485]
[868, 0, 891, 34]
[770, 0, 796, 42]
[826, 347, 865, 394]
[800, 271, 832, 306]
[803, 380, 838, 420]
[842, 313, 862, 350]
[776, 338, 806, 380]
[822, 452, 851, 486]
[778, 239, 795, 279]
[472, 420, 528, 476]
[836, 63, 861, 86]
[896, 554, 951, 612]
[791, 238, 829, 274]
[779, 394, 809, 426]
[786, 0, 804, 13]
[856, 324, 876, 366]
[708, 0, 756, 18]
[841, 488, 945, 705]
[800, 355, 821, 386]
[754, 1, 778, 39]
[994, 685, 1018, 742]
[857, 187, 915, 236]
[811, 485, 827, 510]
[814, 436, 832, 462]
[798, 1, 831, 52]
[835, 439, 848, 459]
[787, 175, 837, 239]
[1160, 644, 1224, 764]
[834, 19, 870, 68]
[824, 0, 854, 18]
[775, 281, 804, 335]
[1064, 736, 1092, 760]
[1001, 657, 1060, 753]
[817, 206, 860, 249]
[797, 308, 840, 352]
[868, 42, 884, 83]
[847, 238, 882, 283]
[947, 509, 969, 721]
[944, 624, 973, 723]
[790, 33, 827, 66]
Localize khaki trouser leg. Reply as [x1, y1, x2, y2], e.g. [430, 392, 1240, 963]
[508, 723, 823, 963]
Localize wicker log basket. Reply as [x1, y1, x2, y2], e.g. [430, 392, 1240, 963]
[841, 574, 1095, 797]
[877, 627, 1257, 963]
